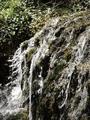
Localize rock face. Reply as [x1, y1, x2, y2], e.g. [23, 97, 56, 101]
[0, 11, 90, 120]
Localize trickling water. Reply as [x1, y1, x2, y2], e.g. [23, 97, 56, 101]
[0, 18, 59, 120]
[74, 32, 88, 63]
[0, 14, 90, 120]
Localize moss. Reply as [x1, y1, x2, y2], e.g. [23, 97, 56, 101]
[54, 61, 66, 74]
[64, 49, 72, 62]
[7, 110, 29, 120]
[65, 52, 71, 62]
[22, 111, 29, 120]
[69, 14, 90, 31]
[26, 48, 36, 62]
[48, 60, 66, 81]
[70, 39, 76, 46]
[22, 80, 29, 98]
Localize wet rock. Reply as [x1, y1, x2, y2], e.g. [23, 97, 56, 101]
[0, 11, 90, 120]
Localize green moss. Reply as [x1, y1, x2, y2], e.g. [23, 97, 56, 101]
[70, 39, 76, 46]
[54, 62, 66, 74]
[48, 60, 66, 81]
[21, 42, 28, 51]
[7, 110, 29, 120]
[66, 53, 71, 62]
[64, 49, 72, 62]
[22, 80, 29, 98]
[26, 48, 36, 62]
[22, 111, 29, 120]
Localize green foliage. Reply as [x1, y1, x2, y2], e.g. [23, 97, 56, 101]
[71, 0, 90, 12]
[0, 0, 33, 49]
[0, 0, 21, 19]
[0, 0, 89, 48]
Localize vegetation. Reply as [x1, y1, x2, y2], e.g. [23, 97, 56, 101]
[0, 0, 89, 85]
[0, 0, 89, 45]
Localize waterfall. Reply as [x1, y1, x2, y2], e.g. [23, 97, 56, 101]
[11, 39, 35, 120]
[74, 32, 88, 63]
[4, 17, 58, 119]
[9, 18, 90, 119]
[0, 46, 23, 116]
[28, 35, 52, 120]
[0, 14, 90, 120]
[58, 28, 90, 110]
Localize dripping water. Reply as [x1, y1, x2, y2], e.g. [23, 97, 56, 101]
[0, 16, 89, 120]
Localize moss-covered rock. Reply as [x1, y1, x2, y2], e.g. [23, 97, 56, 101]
[0, 0, 90, 118]
[6, 110, 29, 120]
